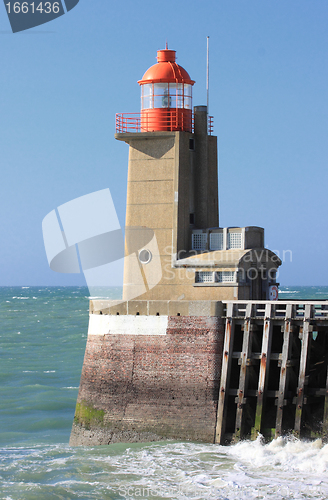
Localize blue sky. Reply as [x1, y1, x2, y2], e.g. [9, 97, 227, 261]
[0, 0, 327, 286]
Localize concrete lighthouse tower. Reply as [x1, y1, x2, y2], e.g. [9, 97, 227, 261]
[70, 47, 282, 447]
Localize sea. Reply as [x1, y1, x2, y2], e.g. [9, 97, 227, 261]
[1, 286, 328, 500]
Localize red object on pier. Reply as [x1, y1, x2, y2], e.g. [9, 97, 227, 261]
[138, 47, 195, 132]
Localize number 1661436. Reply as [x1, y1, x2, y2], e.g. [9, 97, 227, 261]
[5, 2, 60, 14]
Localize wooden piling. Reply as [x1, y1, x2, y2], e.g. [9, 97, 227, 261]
[215, 303, 235, 444]
[275, 304, 294, 438]
[294, 304, 312, 436]
[234, 303, 253, 440]
[252, 303, 273, 439]
[217, 300, 328, 443]
[322, 360, 328, 438]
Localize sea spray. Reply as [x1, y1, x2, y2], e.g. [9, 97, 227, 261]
[1, 438, 328, 499]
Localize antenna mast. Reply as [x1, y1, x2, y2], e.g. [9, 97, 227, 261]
[206, 36, 209, 114]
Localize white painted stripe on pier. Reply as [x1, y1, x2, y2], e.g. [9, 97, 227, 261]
[88, 315, 168, 336]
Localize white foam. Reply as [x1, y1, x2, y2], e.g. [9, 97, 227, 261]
[2, 440, 327, 499]
[228, 435, 328, 474]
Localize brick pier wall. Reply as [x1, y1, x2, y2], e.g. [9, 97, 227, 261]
[70, 314, 224, 446]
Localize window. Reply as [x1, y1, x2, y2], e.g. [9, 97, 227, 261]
[192, 233, 207, 250]
[172, 83, 184, 109]
[210, 232, 223, 250]
[142, 83, 192, 110]
[141, 84, 153, 109]
[184, 84, 192, 109]
[216, 271, 235, 283]
[227, 232, 242, 249]
[195, 270, 236, 284]
[153, 83, 171, 108]
[195, 271, 214, 283]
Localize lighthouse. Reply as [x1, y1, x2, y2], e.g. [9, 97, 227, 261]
[70, 47, 283, 447]
[115, 47, 281, 302]
[70, 47, 328, 447]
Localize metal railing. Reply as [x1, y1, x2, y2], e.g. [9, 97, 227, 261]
[116, 113, 141, 133]
[116, 112, 214, 135]
[222, 300, 328, 321]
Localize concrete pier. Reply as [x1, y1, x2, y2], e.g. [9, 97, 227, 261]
[216, 300, 328, 443]
[70, 299, 328, 445]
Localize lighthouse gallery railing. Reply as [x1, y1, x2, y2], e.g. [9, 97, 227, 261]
[116, 112, 214, 135]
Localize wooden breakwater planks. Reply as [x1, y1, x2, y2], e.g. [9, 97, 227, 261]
[215, 301, 328, 444]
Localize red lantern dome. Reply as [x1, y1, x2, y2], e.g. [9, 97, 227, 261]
[138, 48, 195, 132]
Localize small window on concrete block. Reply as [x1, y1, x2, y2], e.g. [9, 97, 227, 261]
[216, 271, 235, 283]
[192, 233, 207, 250]
[227, 232, 242, 249]
[196, 271, 214, 283]
[189, 138, 195, 150]
[210, 232, 223, 250]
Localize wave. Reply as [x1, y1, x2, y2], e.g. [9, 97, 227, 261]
[2, 438, 326, 499]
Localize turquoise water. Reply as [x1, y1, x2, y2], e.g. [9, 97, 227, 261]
[279, 286, 328, 300]
[1, 286, 328, 499]
[0, 287, 88, 447]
